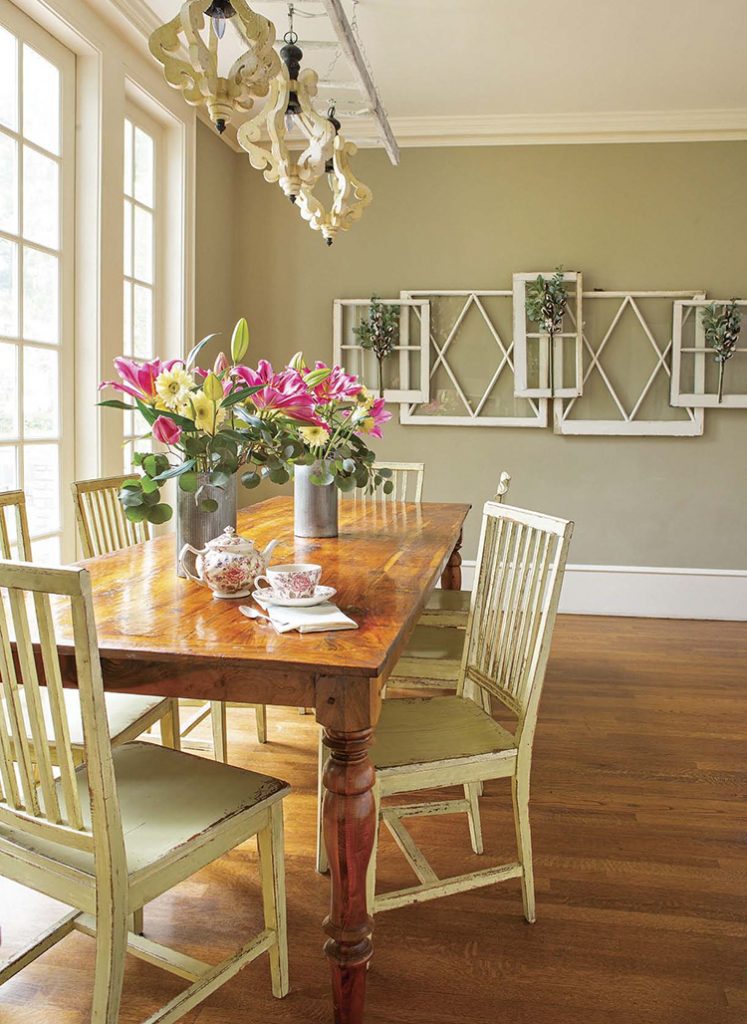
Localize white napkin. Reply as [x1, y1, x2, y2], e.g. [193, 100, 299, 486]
[253, 593, 358, 634]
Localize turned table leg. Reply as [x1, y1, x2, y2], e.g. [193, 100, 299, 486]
[440, 527, 463, 590]
[322, 726, 376, 1024]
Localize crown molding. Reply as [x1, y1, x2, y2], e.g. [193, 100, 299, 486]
[345, 108, 747, 149]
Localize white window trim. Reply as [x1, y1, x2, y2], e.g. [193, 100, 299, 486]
[12, 0, 195, 489]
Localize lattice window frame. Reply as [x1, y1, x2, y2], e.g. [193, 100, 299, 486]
[333, 298, 430, 404]
[512, 271, 584, 399]
[398, 290, 548, 429]
[553, 290, 706, 437]
[670, 298, 747, 409]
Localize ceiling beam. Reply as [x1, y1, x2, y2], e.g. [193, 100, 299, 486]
[318, 0, 399, 165]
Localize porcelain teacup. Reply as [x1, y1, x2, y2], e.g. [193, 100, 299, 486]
[254, 563, 322, 601]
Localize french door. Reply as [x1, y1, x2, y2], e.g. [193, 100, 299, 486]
[0, 0, 75, 561]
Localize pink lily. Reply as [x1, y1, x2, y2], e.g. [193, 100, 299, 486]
[234, 361, 322, 424]
[99, 356, 182, 404]
[353, 396, 391, 439]
[310, 361, 362, 403]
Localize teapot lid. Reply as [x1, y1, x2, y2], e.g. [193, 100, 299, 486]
[205, 526, 256, 553]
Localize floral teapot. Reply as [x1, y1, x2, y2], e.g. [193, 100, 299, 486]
[179, 527, 279, 599]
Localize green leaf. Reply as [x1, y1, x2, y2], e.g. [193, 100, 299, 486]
[241, 470, 261, 489]
[310, 469, 334, 487]
[230, 318, 250, 363]
[383, 480, 394, 495]
[209, 468, 232, 489]
[203, 371, 224, 403]
[178, 472, 198, 493]
[135, 398, 158, 426]
[141, 489, 160, 506]
[124, 505, 148, 523]
[197, 498, 219, 514]
[120, 489, 144, 508]
[221, 385, 263, 409]
[186, 332, 220, 369]
[142, 454, 159, 478]
[342, 458, 356, 474]
[97, 399, 136, 411]
[121, 479, 142, 491]
[378, 467, 393, 478]
[152, 458, 197, 483]
[269, 467, 290, 484]
[146, 503, 173, 525]
[141, 476, 160, 494]
[336, 475, 356, 492]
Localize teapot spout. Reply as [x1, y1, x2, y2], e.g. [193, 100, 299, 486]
[262, 538, 280, 565]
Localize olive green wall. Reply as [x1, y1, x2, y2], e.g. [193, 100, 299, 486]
[194, 124, 747, 569]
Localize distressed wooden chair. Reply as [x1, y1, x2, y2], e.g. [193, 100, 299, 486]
[386, 471, 512, 691]
[72, 477, 267, 755]
[351, 461, 425, 503]
[318, 501, 572, 922]
[0, 560, 289, 1022]
[0, 490, 179, 762]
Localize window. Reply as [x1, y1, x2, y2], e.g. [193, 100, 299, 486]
[0, 6, 75, 561]
[122, 109, 159, 471]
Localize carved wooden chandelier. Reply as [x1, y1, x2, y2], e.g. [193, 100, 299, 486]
[236, 16, 372, 244]
[148, 0, 280, 134]
[149, 2, 372, 243]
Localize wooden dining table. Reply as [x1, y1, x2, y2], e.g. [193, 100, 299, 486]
[56, 495, 470, 1024]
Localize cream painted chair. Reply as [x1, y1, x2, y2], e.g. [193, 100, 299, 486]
[352, 461, 424, 503]
[72, 476, 267, 755]
[318, 501, 572, 922]
[386, 471, 512, 691]
[0, 490, 179, 762]
[0, 560, 289, 1022]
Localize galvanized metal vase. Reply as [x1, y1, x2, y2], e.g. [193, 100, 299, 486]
[176, 472, 238, 577]
[294, 462, 338, 538]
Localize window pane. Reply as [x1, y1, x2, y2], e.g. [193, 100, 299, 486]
[0, 342, 18, 438]
[133, 284, 153, 358]
[0, 446, 17, 490]
[32, 534, 60, 563]
[133, 126, 154, 207]
[0, 238, 18, 337]
[22, 46, 60, 155]
[0, 27, 17, 132]
[124, 198, 132, 277]
[23, 146, 59, 248]
[123, 280, 132, 355]
[0, 133, 18, 234]
[23, 345, 58, 438]
[133, 205, 153, 283]
[24, 442, 59, 535]
[23, 246, 57, 342]
[124, 119, 133, 197]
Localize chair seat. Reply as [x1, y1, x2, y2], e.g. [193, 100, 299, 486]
[420, 589, 470, 627]
[370, 696, 516, 770]
[0, 742, 289, 879]
[19, 688, 168, 748]
[390, 625, 466, 681]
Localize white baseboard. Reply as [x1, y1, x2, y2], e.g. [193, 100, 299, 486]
[457, 562, 747, 621]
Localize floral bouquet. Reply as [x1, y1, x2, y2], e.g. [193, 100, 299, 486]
[99, 318, 393, 526]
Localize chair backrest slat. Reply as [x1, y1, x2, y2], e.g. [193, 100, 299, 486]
[459, 502, 573, 743]
[72, 476, 150, 558]
[0, 490, 32, 561]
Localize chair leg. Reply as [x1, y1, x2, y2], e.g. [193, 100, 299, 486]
[159, 699, 181, 751]
[512, 772, 535, 923]
[465, 782, 484, 855]
[211, 701, 228, 763]
[299, 707, 310, 715]
[255, 704, 268, 744]
[257, 803, 289, 999]
[91, 903, 128, 1024]
[315, 729, 328, 874]
[130, 907, 144, 936]
[365, 783, 381, 916]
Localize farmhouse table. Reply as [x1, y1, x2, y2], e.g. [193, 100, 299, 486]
[54, 495, 470, 1024]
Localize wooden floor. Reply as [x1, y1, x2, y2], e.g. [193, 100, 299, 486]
[1, 614, 745, 1024]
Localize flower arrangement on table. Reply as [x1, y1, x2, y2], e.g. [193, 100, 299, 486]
[98, 318, 393, 527]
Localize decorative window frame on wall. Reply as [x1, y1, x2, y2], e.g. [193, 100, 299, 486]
[552, 290, 706, 436]
[670, 298, 747, 409]
[512, 271, 583, 399]
[398, 290, 548, 428]
[332, 298, 431, 404]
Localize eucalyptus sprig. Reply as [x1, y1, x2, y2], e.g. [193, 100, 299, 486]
[525, 268, 568, 392]
[353, 296, 399, 397]
[701, 300, 742, 403]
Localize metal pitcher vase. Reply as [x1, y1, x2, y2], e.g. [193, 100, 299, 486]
[176, 472, 238, 578]
[294, 462, 338, 538]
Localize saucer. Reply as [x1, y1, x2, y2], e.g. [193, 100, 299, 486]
[253, 585, 337, 608]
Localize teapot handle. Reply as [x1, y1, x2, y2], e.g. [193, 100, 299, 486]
[179, 544, 205, 585]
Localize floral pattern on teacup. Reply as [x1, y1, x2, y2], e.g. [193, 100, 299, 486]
[256, 564, 321, 600]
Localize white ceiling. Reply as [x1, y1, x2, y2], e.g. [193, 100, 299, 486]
[144, 0, 747, 146]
